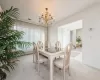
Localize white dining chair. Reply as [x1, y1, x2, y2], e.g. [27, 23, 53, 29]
[55, 41, 61, 51]
[37, 41, 44, 50]
[33, 42, 36, 63]
[54, 43, 72, 80]
[33, 42, 48, 73]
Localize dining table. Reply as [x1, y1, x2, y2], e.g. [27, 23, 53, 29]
[39, 48, 64, 80]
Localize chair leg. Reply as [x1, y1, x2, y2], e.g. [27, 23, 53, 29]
[33, 54, 35, 63]
[35, 60, 40, 73]
[63, 69, 66, 80]
[68, 67, 70, 76]
[34, 62, 37, 69]
[37, 61, 40, 73]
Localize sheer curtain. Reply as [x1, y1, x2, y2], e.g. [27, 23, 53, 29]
[14, 21, 46, 53]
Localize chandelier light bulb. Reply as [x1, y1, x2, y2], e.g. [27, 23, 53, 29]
[39, 8, 54, 26]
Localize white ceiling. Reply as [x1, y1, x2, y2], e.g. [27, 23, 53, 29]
[0, 0, 99, 25]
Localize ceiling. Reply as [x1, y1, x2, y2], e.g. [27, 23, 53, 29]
[0, 0, 99, 25]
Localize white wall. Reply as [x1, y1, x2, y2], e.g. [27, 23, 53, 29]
[49, 3, 100, 69]
[0, 5, 2, 12]
[48, 25, 58, 46]
[72, 30, 76, 46]
[76, 29, 82, 38]
[58, 27, 70, 48]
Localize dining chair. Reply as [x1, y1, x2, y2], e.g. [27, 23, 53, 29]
[54, 43, 72, 80]
[55, 41, 61, 51]
[55, 41, 62, 59]
[33, 42, 48, 73]
[33, 42, 36, 63]
[37, 41, 44, 50]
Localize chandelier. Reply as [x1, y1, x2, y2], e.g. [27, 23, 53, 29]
[39, 8, 54, 26]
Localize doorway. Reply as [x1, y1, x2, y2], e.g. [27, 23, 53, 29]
[58, 20, 83, 62]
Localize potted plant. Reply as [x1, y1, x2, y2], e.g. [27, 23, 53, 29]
[76, 36, 82, 47]
[0, 7, 31, 80]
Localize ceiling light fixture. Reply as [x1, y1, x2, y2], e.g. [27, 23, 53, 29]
[39, 8, 54, 26]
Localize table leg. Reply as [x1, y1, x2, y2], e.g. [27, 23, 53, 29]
[49, 57, 54, 80]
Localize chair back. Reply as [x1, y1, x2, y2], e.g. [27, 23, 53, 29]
[64, 43, 72, 68]
[37, 41, 43, 50]
[33, 42, 39, 62]
[33, 42, 37, 50]
[55, 41, 61, 51]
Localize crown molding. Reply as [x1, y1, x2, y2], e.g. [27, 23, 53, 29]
[17, 19, 48, 28]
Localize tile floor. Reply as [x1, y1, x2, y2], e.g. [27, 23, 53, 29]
[6, 52, 100, 80]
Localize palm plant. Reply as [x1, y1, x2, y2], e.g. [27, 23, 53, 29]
[0, 7, 31, 80]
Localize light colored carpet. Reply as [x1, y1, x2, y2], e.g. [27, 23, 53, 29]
[6, 55, 100, 80]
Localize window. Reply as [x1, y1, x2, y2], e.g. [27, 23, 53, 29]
[14, 22, 46, 52]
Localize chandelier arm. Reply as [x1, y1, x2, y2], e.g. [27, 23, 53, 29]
[39, 8, 54, 26]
